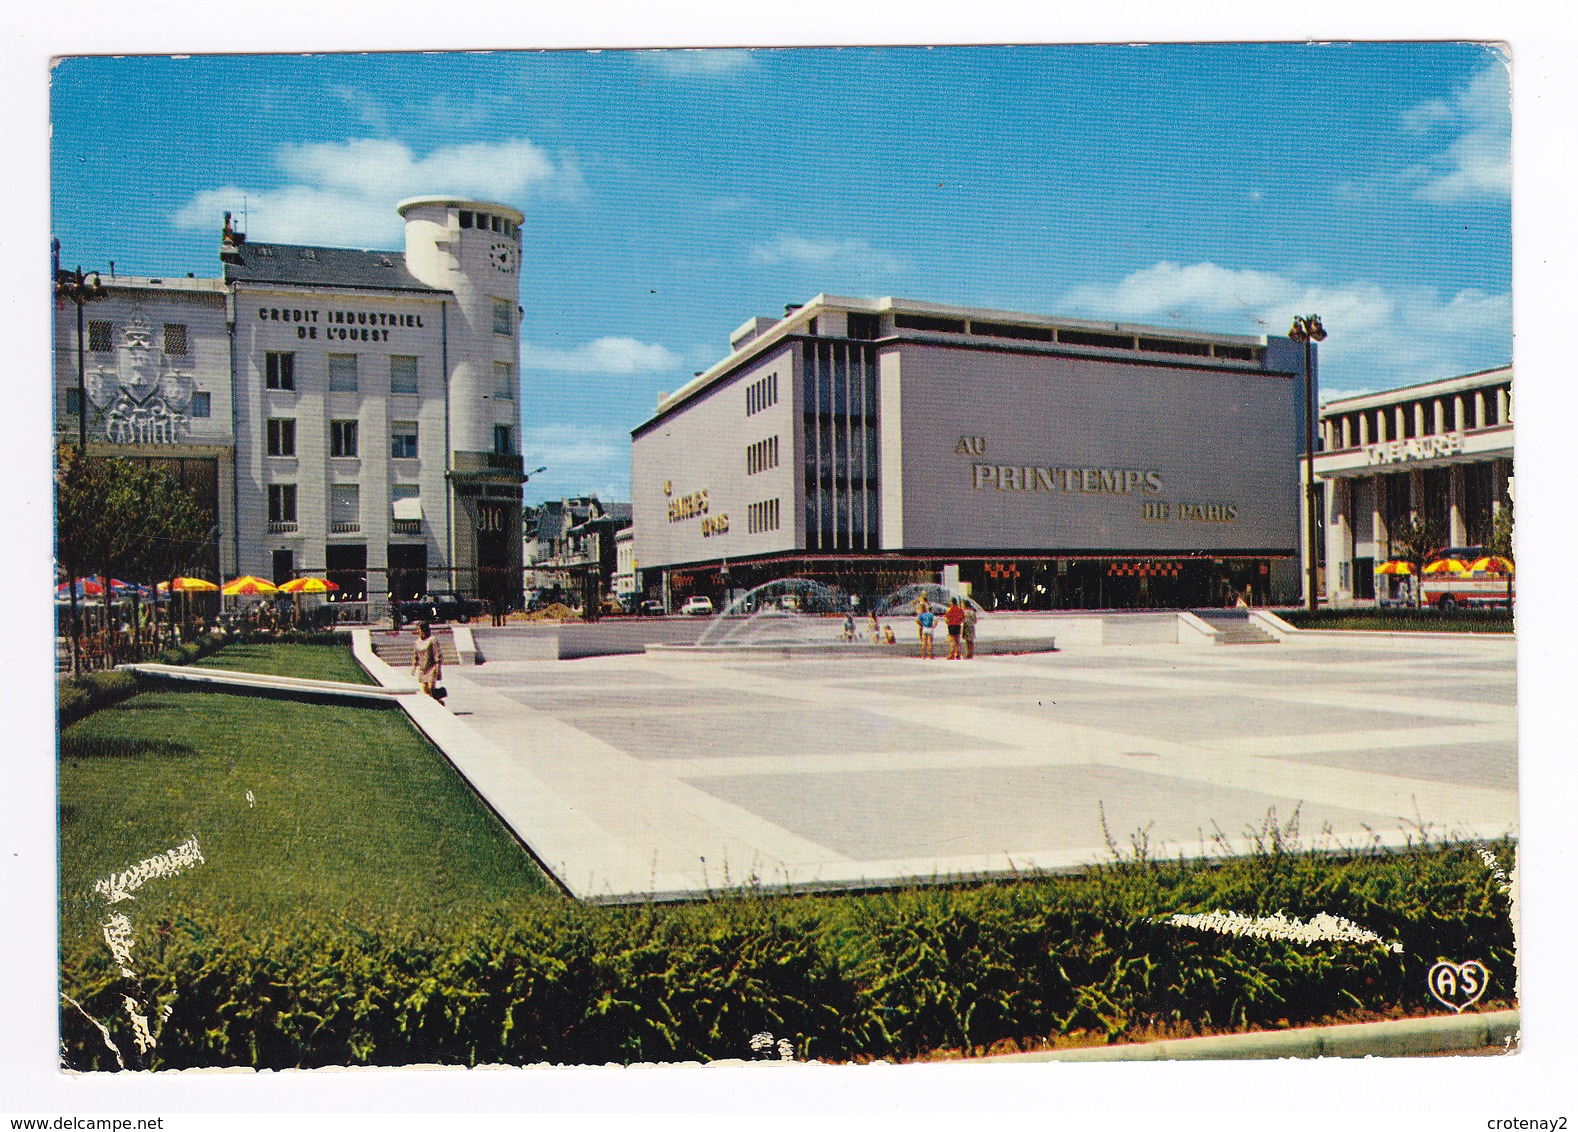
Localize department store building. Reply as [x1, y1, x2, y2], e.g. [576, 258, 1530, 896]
[631, 295, 1316, 610]
[1314, 366, 1514, 603]
[52, 196, 528, 612]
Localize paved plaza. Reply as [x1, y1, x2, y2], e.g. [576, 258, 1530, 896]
[409, 630, 1516, 902]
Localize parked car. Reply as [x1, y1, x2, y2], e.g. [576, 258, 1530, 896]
[679, 595, 715, 616]
[639, 599, 666, 617]
[397, 592, 484, 624]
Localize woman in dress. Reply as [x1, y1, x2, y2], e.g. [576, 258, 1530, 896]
[410, 620, 443, 698]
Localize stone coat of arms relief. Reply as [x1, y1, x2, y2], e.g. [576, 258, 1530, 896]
[85, 309, 197, 444]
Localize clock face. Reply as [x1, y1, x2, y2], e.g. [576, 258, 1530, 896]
[488, 242, 516, 273]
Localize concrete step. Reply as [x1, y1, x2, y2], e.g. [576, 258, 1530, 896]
[370, 630, 460, 668]
[1190, 609, 1280, 645]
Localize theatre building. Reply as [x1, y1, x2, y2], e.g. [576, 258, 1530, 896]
[631, 295, 1313, 610]
[53, 196, 528, 612]
[1314, 366, 1513, 604]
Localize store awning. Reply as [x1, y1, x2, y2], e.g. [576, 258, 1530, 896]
[392, 497, 424, 521]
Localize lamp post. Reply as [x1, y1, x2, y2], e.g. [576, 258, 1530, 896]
[52, 240, 108, 452]
[1288, 314, 1328, 613]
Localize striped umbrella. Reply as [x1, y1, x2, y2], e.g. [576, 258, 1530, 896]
[279, 577, 339, 594]
[1375, 560, 1415, 576]
[158, 576, 220, 593]
[1467, 556, 1514, 575]
[56, 576, 106, 599]
[1422, 558, 1470, 575]
[222, 575, 280, 596]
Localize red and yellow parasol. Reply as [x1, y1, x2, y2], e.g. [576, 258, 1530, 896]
[221, 575, 280, 596]
[279, 577, 340, 594]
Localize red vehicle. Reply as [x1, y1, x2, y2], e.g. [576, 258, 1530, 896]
[1419, 546, 1515, 611]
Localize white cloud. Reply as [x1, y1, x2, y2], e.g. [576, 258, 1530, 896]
[172, 138, 581, 246]
[518, 423, 632, 501]
[519, 336, 682, 374]
[642, 49, 755, 77]
[1060, 260, 1510, 393]
[751, 234, 904, 275]
[1403, 65, 1511, 203]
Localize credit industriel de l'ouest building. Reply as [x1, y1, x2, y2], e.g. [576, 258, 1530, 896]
[630, 296, 1317, 611]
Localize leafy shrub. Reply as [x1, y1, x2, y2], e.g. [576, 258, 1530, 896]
[57, 670, 140, 728]
[59, 838, 1517, 1070]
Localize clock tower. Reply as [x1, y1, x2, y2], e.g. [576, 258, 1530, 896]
[396, 195, 527, 606]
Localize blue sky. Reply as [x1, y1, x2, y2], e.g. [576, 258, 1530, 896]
[49, 43, 1511, 504]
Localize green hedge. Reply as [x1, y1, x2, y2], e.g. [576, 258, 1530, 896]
[57, 632, 352, 727]
[1282, 608, 1513, 633]
[59, 838, 1516, 1069]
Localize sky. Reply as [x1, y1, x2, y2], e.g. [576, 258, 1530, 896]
[49, 43, 1512, 505]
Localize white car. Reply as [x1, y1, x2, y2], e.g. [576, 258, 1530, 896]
[680, 595, 715, 616]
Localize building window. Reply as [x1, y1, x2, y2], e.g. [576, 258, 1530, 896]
[493, 299, 513, 336]
[746, 372, 778, 416]
[88, 320, 114, 353]
[328, 353, 358, 392]
[390, 355, 419, 395]
[163, 324, 189, 356]
[847, 312, 880, 340]
[330, 483, 361, 534]
[748, 498, 781, 534]
[494, 361, 515, 400]
[272, 549, 295, 586]
[331, 420, 359, 458]
[189, 392, 211, 418]
[459, 210, 474, 229]
[494, 424, 514, 455]
[266, 418, 296, 457]
[65, 388, 81, 415]
[265, 352, 295, 391]
[390, 421, 419, 460]
[268, 483, 298, 525]
[896, 313, 967, 334]
[747, 435, 780, 475]
[391, 483, 420, 502]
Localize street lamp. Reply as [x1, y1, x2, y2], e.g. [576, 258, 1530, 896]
[1288, 314, 1328, 614]
[52, 239, 108, 452]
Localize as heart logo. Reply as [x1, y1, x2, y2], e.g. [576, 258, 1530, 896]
[1428, 960, 1489, 1013]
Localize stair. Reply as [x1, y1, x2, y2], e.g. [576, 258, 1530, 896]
[1191, 610, 1280, 645]
[370, 628, 462, 668]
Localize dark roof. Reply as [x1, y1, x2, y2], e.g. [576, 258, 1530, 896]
[222, 241, 447, 294]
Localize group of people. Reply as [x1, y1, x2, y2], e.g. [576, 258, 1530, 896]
[915, 597, 977, 659]
[836, 597, 979, 658]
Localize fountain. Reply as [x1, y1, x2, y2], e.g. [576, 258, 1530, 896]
[693, 578, 853, 649]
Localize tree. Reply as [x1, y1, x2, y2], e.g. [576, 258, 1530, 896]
[1488, 501, 1514, 610]
[56, 447, 213, 667]
[1389, 514, 1440, 609]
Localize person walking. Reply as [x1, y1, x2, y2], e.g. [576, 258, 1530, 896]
[943, 597, 966, 660]
[962, 602, 978, 659]
[916, 601, 937, 659]
[410, 620, 443, 700]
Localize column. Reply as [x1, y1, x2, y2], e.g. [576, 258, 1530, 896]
[1449, 464, 1466, 546]
[1453, 394, 1464, 435]
[1371, 473, 1388, 561]
[1409, 468, 1423, 520]
[1341, 415, 1352, 449]
[1475, 390, 1486, 429]
[1326, 477, 1350, 602]
[1395, 405, 1406, 441]
[1432, 399, 1444, 435]
[1413, 402, 1426, 438]
[1358, 412, 1369, 446]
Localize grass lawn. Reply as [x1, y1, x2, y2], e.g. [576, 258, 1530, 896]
[1282, 608, 1513, 633]
[59, 657, 554, 942]
[192, 639, 375, 683]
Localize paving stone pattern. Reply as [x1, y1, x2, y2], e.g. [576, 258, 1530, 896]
[428, 632, 1517, 901]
